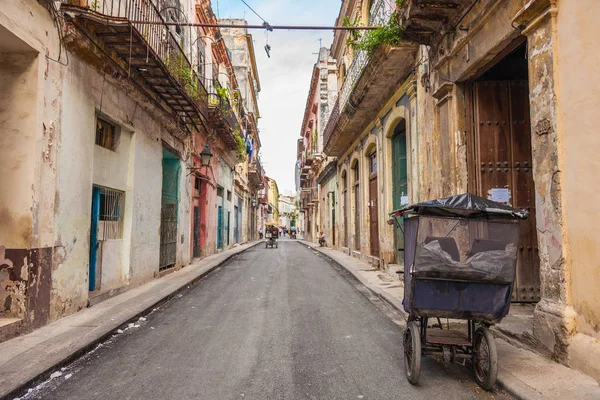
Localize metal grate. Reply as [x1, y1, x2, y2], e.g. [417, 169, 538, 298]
[98, 187, 125, 240]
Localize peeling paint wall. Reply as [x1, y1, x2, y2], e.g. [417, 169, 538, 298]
[1, 0, 200, 334]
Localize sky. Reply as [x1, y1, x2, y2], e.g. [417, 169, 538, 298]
[216, 0, 341, 195]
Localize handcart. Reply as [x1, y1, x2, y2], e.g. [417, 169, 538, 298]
[390, 193, 528, 390]
[264, 222, 278, 249]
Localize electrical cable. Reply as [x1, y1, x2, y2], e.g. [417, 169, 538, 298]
[240, 0, 267, 24]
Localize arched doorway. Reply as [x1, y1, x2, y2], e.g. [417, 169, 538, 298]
[341, 170, 348, 247]
[367, 147, 379, 257]
[391, 120, 408, 263]
[351, 160, 360, 251]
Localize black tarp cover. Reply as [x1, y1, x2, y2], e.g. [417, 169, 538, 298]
[391, 193, 528, 220]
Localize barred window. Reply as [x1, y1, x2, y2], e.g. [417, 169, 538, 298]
[98, 188, 125, 240]
[96, 117, 118, 150]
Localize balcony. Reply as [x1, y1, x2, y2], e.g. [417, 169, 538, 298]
[323, 0, 417, 156]
[207, 79, 243, 149]
[258, 194, 268, 205]
[61, 0, 209, 134]
[248, 157, 264, 188]
[323, 0, 475, 156]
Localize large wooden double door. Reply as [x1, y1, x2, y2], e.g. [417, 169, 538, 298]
[469, 80, 540, 302]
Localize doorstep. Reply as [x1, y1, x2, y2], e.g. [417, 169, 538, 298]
[302, 240, 600, 400]
[88, 285, 130, 307]
[0, 241, 261, 400]
[0, 318, 22, 343]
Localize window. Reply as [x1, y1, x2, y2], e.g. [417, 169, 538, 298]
[353, 163, 359, 183]
[227, 190, 232, 202]
[217, 187, 224, 197]
[369, 151, 377, 175]
[95, 117, 118, 150]
[98, 187, 125, 240]
[197, 40, 206, 82]
[194, 176, 200, 191]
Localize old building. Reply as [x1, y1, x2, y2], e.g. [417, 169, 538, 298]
[0, 0, 257, 340]
[278, 194, 297, 229]
[320, 0, 600, 381]
[297, 47, 338, 243]
[220, 18, 263, 244]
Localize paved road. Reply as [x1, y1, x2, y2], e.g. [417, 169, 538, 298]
[24, 240, 507, 400]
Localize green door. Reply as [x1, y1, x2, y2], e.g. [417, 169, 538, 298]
[392, 123, 408, 264]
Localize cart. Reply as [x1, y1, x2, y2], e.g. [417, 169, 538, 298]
[265, 222, 278, 249]
[390, 193, 528, 390]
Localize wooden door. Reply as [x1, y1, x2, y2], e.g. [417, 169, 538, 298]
[344, 187, 348, 247]
[368, 151, 380, 257]
[369, 177, 380, 256]
[472, 81, 540, 302]
[354, 183, 360, 250]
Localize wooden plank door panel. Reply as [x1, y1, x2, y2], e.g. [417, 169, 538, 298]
[369, 177, 379, 256]
[474, 80, 540, 302]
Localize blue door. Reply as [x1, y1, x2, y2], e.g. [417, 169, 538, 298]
[217, 205, 223, 249]
[89, 187, 101, 291]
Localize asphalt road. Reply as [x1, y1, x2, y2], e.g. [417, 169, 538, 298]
[23, 240, 508, 400]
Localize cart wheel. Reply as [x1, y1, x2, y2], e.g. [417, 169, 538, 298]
[404, 321, 422, 385]
[473, 326, 498, 391]
[265, 242, 268, 248]
[276, 243, 278, 248]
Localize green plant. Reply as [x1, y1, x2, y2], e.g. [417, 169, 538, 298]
[312, 129, 318, 151]
[216, 87, 230, 100]
[235, 133, 246, 160]
[343, 11, 404, 55]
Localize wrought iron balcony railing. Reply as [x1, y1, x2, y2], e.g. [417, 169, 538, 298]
[207, 78, 242, 138]
[61, 0, 209, 132]
[338, 0, 392, 111]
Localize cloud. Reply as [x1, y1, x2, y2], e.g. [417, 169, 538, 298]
[217, 0, 340, 193]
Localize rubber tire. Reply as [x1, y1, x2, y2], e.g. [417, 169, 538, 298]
[276, 243, 278, 248]
[404, 321, 422, 385]
[473, 326, 498, 391]
[265, 242, 268, 249]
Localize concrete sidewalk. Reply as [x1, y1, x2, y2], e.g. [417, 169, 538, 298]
[0, 241, 260, 399]
[301, 240, 600, 400]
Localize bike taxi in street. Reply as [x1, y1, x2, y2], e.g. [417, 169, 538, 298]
[264, 222, 279, 249]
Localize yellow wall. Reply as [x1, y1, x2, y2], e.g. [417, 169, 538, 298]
[556, 0, 600, 338]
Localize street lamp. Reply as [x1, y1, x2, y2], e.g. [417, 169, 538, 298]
[199, 144, 213, 167]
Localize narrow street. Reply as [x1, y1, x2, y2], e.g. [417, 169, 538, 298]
[24, 241, 506, 400]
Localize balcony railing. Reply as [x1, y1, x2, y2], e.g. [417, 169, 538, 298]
[207, 79, 242, 140]
[338, 0, 392, 112]
[61, 0, 209, 132]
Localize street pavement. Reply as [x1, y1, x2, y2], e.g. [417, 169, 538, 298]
[21, 240, 508, 400]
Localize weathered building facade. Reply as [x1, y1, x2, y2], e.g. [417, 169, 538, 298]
[318, 0, 600, 381]
[0, 0, 262, 340]
[297, 47, 338, 243]
[220, 18, 263, 245]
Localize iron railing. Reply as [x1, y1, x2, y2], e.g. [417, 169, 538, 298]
[338, 0, 392, 111]
[323, 0, 392, 149]
[62, 0, 209, 115]
[208, 78, 242, 134]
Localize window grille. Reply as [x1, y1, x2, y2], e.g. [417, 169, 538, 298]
[98, 187, 125, 240]
[96, 117, 118, 150]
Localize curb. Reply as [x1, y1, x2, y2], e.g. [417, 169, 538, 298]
[301, 241, 407, 320]
[301, 240, 545, 400]
[2, 241, 261, 400]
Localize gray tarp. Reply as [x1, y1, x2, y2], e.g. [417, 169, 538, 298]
[391, 193, 528, 220]
[413, 240, 517, 283]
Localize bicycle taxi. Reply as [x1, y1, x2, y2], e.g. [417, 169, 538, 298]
[389, 193, 528, 390]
